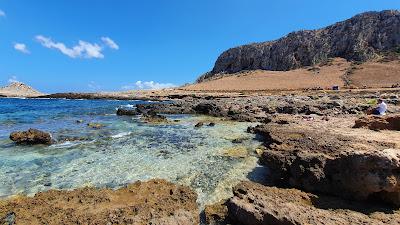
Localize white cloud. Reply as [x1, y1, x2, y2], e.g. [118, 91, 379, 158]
[122, 81, 177, 90]
[0, 10, 5, 17]
[35, 35, 104, 59]
[14, 43, 30, 54]
[101, 37, 119, 50]
[8, 75, 19, 83]
[88, 81, 102, 91]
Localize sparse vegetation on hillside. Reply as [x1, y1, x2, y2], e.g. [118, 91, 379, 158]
[201, 10, 400, 82]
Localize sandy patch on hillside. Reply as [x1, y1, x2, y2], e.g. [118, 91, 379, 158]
[184, 58, 350, 91]
[350, 60, 400, 88]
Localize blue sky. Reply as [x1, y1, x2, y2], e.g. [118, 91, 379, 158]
[1, 0, 399, 93]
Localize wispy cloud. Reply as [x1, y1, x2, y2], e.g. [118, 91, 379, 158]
[8, 75, 19, 83]
[101, 37, 119, 50]
[35, 35, 104, 59]
[0, 10, 5, 17]
[14, 43, 30, 54]
[88, 81, 102, 91]
[122, 81, 177, 90]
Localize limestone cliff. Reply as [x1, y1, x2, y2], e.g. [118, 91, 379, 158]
[198, 10, 400, 82]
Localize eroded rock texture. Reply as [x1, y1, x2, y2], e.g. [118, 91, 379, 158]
[0, 179, 199, 225]
[254, 123, 400, 205]
[354, 115, 400, 131]
[9, 128, 52, 145]
[227, 181, 400, 225]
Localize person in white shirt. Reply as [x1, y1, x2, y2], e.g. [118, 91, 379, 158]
[372, 99, 387, 116]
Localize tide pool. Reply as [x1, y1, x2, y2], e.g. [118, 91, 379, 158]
[0, 98, 265, 206]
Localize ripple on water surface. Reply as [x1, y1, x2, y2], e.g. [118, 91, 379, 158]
[0, 98, 264, 207]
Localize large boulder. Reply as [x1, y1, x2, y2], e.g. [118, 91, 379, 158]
[116, 108, 139, 116]
[10, 129, 52, 145]
[227, 181, 400, 225]
[255, 123, 400, 205]
[354, 115, 400, 131]
[0, 179, 199, 225]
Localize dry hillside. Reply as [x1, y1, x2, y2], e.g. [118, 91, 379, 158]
[184, 58, 400, 92]
[350, 60, 400, 88]
[0, 82, 43, 97]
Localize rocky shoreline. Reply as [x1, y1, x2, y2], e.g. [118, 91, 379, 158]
[131, 90, 400, 224]
[2, 90, 400, 224]
[0, 179, 199, 225]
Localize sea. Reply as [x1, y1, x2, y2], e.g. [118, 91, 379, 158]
[0, 98, 265, 207]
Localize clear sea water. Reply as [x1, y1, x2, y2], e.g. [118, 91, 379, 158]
[0, 98, 265, 207]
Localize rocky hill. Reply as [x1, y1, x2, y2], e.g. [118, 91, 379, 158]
[198, 10, 400, 82]
[0, 82, 44, 97]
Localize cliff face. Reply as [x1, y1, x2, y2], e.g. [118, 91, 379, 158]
[199, 10, 400, 82]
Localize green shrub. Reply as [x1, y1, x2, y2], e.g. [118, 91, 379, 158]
[366, 99, 378, 105]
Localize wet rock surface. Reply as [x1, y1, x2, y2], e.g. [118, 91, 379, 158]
[0, 179, 199, 225]
[195, 122, 204, 128]
[226, 181, 400, 225]
[116, 108, 139, 116]
[141, 111, 168, 123]
[9, 128, 52, 145]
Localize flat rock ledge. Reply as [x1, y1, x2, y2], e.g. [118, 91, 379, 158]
[225, 181, 400, 225]
[354, 115, 400, 131]
[133, 92, 400, 123]
[254, 122, 400, 206]
[0, 179, 199, 225]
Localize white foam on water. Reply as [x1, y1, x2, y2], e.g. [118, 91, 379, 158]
[111, 132, 132, 138]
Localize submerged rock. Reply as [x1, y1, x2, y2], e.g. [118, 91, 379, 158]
[354, 115, 400, 131]
[231, 137, 249, 144]
[0, 179, 199, 225]
[9, 129, 52, 145]
[222, 146, 248, 158]
[195, 122, 204, 128]
[57, 136, 89, 143]
[87, 123, 105, 129]
[142, 111, 168, 123]
[255, 123, 400, 205]
[227, 181, 399, 225]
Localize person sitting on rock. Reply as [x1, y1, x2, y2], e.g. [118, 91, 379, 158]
[370, 99, 387, 116]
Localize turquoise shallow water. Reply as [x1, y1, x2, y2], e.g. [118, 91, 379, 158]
[0, 98, 264, 206]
